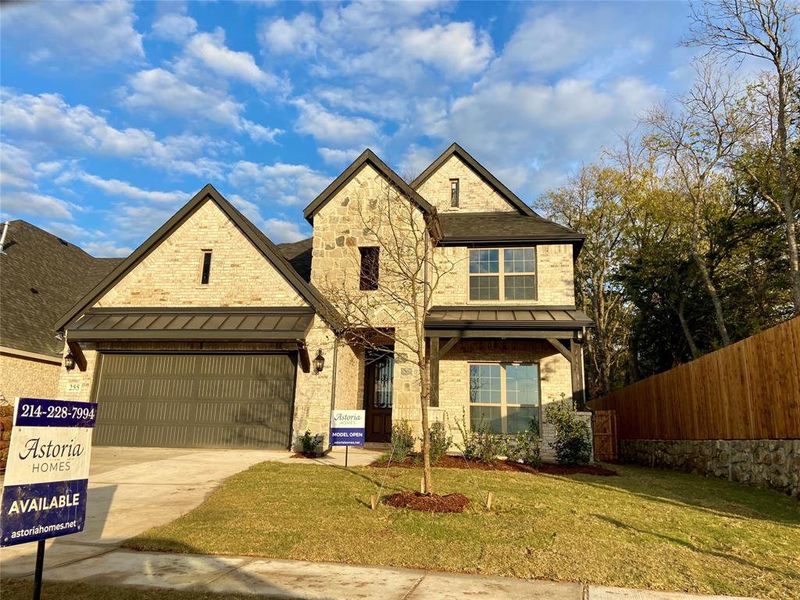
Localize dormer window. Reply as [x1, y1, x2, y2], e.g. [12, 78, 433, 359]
[200, 250, 212, 284]
[450, 179, 459, 207]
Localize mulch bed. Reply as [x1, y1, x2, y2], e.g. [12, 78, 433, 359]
[370, 454, 617, 476]
[383, 491, 470, 513]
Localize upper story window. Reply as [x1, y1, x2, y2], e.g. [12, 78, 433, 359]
[200, 250, 213, 284]
[359, 246, 379, 290]
[450, 179, 460, 207]
[468, 248, 536, 301]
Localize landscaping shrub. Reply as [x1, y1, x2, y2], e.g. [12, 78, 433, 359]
[544, 401, 592, 465]
[391, 420, 415, 461]
[425, 421, 453, 464]
[296, 430, 324, 457]
[455, 411, 504, 462]
[505, 428, 542, 467]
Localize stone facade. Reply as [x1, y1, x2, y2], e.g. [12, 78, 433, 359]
[416, 155, 517, 214]
[620, 439, 800, 497]
[0, 351, 61, 402]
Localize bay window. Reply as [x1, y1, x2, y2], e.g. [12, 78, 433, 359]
[469, 363, 540, 434]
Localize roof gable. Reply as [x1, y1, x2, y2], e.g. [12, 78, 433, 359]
[411, 143, 538, 217]
[303, 149, 435, 224]
[55, 185, 342, 331]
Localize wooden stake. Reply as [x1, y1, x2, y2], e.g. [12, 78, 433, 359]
[370, 495, 378, 510]
[486, 492, 494, 510]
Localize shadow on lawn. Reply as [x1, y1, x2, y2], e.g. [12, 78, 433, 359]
[571, 466, 800, 525]
[593, 514, 799, 581]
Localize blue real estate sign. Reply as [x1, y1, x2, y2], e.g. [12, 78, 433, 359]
[0, 397, 97, 547]
[330, 410, 365, 447]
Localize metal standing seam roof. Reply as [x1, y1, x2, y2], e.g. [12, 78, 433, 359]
[425, 306, 593, 330]
[67, 308, 316, 341]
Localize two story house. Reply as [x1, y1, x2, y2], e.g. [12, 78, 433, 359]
[54, 143, 590, 458]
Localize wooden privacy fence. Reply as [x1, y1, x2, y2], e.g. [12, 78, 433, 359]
[591, 317, 800, 440]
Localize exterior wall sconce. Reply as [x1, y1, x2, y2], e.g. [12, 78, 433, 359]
[64, 352, 76, 371]
[313, 350, 325, 374]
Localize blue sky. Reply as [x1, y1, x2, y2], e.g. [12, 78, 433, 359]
[1, 0, 698, 256]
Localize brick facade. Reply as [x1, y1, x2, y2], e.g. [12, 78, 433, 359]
[0, 351, 61, 403]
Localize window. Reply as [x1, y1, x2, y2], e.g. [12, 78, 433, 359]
[469, 363, 540, 434]
[468, 247, 536, 301]
[450, 179, 460, 207]
[200, 251, 212, 284]
[359, 247, 379, 290]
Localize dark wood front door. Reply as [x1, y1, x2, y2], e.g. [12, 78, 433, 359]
[364, 350, 394, 443]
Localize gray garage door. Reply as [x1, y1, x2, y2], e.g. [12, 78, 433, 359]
[92, 353, 296, 448]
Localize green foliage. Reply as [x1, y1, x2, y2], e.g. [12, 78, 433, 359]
[505, 428, 542, 467]
[454, 410, 504, 463]
[545, 402, 592, 466]
[296, 430, 323, 457]
[425, 421, 452, 464]
[390, 420, 415, 462]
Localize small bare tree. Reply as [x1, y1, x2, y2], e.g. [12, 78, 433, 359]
[319, 178, 456, 494]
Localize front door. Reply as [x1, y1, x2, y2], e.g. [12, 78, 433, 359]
[364, 349, 394, 443]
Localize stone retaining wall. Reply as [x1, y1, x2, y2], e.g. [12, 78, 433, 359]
[620, 439, 800, 497]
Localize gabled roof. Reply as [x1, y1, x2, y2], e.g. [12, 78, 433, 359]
[55, 185, 342, 332]
[303, 149, 436, 224]
[0, 220, 121, 357]
[411, 143, 538, 217]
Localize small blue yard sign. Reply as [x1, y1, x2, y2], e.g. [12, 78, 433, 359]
[330, 410, 365, 447]
[1, 397, 97, 548]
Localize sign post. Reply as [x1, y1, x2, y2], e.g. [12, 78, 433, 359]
[1, 397, 97, 599]
[330, 410, 365, 467]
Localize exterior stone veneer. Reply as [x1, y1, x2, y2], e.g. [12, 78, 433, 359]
[620, 439, 800, 497]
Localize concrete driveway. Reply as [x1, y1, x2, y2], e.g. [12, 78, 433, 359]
[0, 446, 301, 578]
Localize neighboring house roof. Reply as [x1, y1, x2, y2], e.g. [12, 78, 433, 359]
[411, 143, 538, 217]
[55, 185, 343, 332]
[303, 149, 437, 225]
[68, 307, 315, 342]
[0, 220, 121, 358]
[277, 238, 313, 282]
[438, 212, 584, 247]
[426, 306, 592, 332]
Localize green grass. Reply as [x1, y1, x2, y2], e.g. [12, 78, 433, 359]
[124, 462, 800, 599]
[0, 580, 281, 600]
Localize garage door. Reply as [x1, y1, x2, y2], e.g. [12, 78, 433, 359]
[92, 353, 296, 449]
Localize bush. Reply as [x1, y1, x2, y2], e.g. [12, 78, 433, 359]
[544, 401, 592, 465]
[505, 429, 542, 467]
[454, 411, 504, 463]
[391, 420, 415, 461]
[425, 421, 453, 464]
[296, 430, 324, 457]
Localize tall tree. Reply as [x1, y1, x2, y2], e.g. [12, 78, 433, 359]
[689, 0, 800, 313]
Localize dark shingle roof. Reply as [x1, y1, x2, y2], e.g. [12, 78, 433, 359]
[276, 238, 313, 283]
[438, 212, 584, 247]
[0, 221, 121, 357]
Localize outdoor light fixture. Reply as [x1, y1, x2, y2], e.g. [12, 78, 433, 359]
[64, 352, 76, 371]
[313, 349, 325, 374]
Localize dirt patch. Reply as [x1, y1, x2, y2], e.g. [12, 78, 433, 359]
[370, 454, 617, 476]
[383, 491, 470, 513]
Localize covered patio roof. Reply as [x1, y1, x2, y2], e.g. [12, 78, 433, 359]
[425, 305, 591, 337]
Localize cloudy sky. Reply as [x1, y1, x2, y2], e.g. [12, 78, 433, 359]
[0, 0, 697, 256]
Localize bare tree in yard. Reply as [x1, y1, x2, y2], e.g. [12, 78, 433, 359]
[644, 63, 752, 346]
[689, 0, 800, 313]
[319, 181, 456, 495]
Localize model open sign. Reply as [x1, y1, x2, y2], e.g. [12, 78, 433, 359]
[330, 410, 365, 447]
[1, 398, 97, 547]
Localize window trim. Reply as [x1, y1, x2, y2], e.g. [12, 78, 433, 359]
[450, 178, 460, 208]
[467, 247, 538, 303]
[359, 246, 380, 291]
[200, 250, 213, 285]
[468, 361, 542, 435]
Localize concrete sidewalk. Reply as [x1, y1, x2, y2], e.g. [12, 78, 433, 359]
[26, 548, 758, 600]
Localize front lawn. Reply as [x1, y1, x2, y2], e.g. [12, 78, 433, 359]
[125, 462, 800, 599]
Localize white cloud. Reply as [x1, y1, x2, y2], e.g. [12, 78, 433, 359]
[293, 99, 379, 147]
[152, 14, 197, 42]
[0, 191, 73, 219]
[259, 13, 318, 56]
[182, 30, 280, 89]
[318, 147, 361, 166]
[121, 69, 281, 143]
[399, 23, 493, 78]
[82, 240, 133, 258]
[228, 194, 264, 224]
[0, 143, 36, 189]
[263, 218, 307, 243]
[228, 161, 330, 207]
[59, 171, 189, 204]
[0, 0, 143, 66]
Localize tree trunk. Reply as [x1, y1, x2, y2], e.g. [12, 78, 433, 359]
[420, 358, 433, 494]
[691, 250, 731, 346]
[676, 297, 701, 358]
[784, 209, 800, 315]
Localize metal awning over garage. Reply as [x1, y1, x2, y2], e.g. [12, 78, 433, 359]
[68, 307, 315, 342]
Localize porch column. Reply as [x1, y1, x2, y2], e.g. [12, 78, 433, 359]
[570, 337, 585, 409]
[429, 337, 439, 407]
